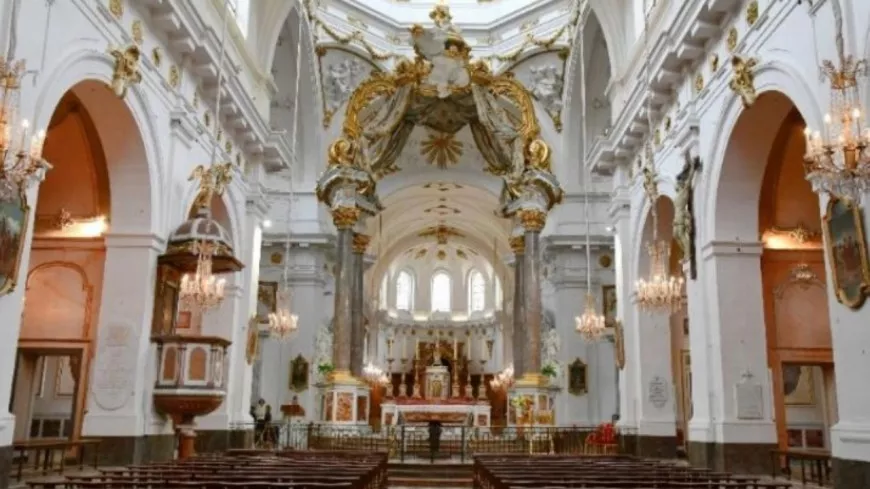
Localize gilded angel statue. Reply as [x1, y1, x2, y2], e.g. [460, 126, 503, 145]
[410, 4, 470, 98]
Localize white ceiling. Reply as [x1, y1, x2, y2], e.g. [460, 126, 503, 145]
[328, 0, 567, 28]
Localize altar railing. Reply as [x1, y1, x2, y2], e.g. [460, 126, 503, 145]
[235, 422, 638, 462]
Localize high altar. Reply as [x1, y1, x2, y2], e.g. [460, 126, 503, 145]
[381, 339, 491, 427]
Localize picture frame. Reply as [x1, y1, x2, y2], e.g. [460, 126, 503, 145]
[290, 354, 309, 392]
[783, 365, 815, 406]
[568, 358, 588, 396]
[0, 190, 31, 296]
[822, 197, 870, 309]
[602, 285, 617, 327]
[257, 281, 278, 323]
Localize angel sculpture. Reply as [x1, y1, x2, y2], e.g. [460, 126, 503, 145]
[410, 4, 470, 98]
[189, 163, 233, 211]
[109, 45, 143, 99]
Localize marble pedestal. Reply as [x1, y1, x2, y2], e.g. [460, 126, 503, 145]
[508, 375, 558, 426]
[322, 372, 371, 427]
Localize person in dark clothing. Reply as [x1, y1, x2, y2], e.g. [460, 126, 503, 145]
[250, 398, 267, 446]
[428, 421, 442, 457]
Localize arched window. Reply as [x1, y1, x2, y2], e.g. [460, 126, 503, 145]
[494, 276, 503, 311]
[228, 0, 251, 37]
[431, 271, 452, 312]
[379, 274, 388, 309]
[395, 271, 414, 311]
[468, 270, 486, 313]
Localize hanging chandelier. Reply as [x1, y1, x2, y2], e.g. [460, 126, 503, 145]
[268, 288, 298, 338]
[803, 1, 870, 201]
[575, 293, 606, 341]
[179, 241, 226, 311]
[636, 240, 684, 313]
[0, 57, 48, 202]
[572, 16, 606, 343]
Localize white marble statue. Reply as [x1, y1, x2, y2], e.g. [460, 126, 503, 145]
[410, 7, 470, 98]
[324, 59, 366, 116]
[314, 320, 333, 382]
[529, 64, 564, 117]
[542, 324, 560, 366]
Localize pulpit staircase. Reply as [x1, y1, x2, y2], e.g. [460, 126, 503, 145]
[388, 462, 473, 488]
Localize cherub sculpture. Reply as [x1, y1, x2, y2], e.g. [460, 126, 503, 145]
[109, 45, 143, 99]
[729, 55, 758, 108]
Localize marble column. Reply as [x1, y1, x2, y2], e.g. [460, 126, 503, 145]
[518, 209, 546, 381]
[350, 233, 370, 377]
[510, 235, 525, 375]
[331, 207, 359, 377]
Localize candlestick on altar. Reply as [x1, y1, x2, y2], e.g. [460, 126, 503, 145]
[451, 365, 460, 398]
[453, 338, 458, 358]
[478, 375, 488, 400]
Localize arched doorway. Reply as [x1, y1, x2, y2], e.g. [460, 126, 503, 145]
[703, 90, 834, 472]
[634, 195, 685, 458]
[10, 79, 154, 450]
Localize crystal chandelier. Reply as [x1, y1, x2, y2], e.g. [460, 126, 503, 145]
[803, 0, 870, 201]
[180, 241, 226, 311]
[636, 240, 684, 313]
[0, 57, 48, 202]
[572, 26, 606, 342]
[575, 293, 606, 341]
[268, 288, 298, 339]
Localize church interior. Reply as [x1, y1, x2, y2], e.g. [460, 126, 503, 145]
[1, 0, 870, 488]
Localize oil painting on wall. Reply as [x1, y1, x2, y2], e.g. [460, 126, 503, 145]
[257, 281, 278, 323]
[823, 198, 870, 309]
[0, 192, 29, 296]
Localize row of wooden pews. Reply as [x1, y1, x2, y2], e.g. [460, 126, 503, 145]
[27, 449, 388, 489]
[473, 454, 795, 489]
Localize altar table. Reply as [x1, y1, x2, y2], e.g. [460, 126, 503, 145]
[381, 398, 491, 427]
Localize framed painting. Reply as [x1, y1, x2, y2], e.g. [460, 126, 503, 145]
[822, 198, 870, 309]
[568, 358, 588, 396]
[290, 354, 309, 392]
[783, 365, 815, 406]
[0, 190, 30, 296]
[602, 285, 617, 326]
[257, 281, 278, 323]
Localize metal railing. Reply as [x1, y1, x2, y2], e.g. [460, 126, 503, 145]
[228, 423, 637, 463]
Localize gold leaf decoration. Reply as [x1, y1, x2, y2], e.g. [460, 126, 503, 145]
[420, 131, 463, 169]
[746, 1, 759, 26]
[424, 204, 461, 216]
[456, 249, 468, 260]
[168, 65, 180, 88]
[415, 248, 427, 259]
[726, 27, 738, 52]
[109, 0, 123, 18]
[418, 224, 464, 245]
[437, 249, 447, 260]
[131, 20, 143, 44]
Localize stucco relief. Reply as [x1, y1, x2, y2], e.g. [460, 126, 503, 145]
[528, 64, 564, 123]
[91, 323, 136, 411]
[321, 54, 373, 126]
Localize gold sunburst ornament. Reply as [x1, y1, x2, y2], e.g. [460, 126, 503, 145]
[420, 131, 463, 169]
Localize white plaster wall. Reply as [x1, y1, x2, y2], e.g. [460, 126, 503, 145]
[596, 0, 870, 466]
[0, 0, 281, 448]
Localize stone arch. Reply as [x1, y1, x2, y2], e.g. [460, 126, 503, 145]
[562, 8, 613, 189]
[702, 60, 824, 245]
[260, 2, 323, 183]
[631, 179, 677, 283]
[22, 262, 94, 340]
[32, 49, 160, 233]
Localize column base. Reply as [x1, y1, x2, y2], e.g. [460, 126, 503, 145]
[508, 382, 556, 426]
[0, 444, 11, 489]
[636, 435, 678, 459]
[687, 441, 776, 474]
[833, 457, 870, 489]
[324, 371, 371, 425]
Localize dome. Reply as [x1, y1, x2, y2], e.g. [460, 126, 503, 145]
[159, 207, 244, 274]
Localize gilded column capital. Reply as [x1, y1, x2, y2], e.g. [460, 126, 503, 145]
[509, 235, 525, 254]
[352, 233, 371, 254]
[332, 206, 360, 229]
[518, 209, 547, 232]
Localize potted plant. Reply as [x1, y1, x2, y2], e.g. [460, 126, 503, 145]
[317, 362, 334, 376]
[541, 363, 557, 378]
